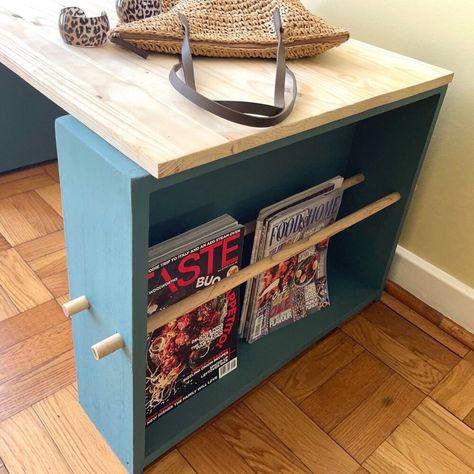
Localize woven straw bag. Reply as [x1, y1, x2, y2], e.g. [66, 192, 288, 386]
[111, 0, 349, 127]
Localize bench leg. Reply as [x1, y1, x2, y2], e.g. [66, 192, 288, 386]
[0, 64, 64, 173]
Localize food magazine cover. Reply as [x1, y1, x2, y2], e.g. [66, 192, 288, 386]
[246, 188, 343, 342]
[240, 176, 343, 336]
[145, 226, 243, 425]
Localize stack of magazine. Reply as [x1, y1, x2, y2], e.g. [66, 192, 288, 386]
[240, 176, 344, 343]
[145, 215, 243, 426]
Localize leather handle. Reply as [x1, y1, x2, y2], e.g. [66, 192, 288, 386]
[169, 9, 297, 127]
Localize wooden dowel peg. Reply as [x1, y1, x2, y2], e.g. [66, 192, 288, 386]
[147, 190, 400, 333]
[91, 334, 124, 360]
[62, 296, 90, 318]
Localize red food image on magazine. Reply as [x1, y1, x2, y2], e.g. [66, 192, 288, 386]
[256, 256, 298, 309]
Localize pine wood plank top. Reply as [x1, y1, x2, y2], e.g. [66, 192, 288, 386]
[0, 1, 453, 179]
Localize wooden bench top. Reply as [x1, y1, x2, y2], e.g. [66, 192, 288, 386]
[0, 1, 453, 179]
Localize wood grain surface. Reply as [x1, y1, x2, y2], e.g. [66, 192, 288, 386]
[364, 441, 424, 473]
[0, 1, 453, 178]
[0, 286, 18, 322]
[431, 351, 474, 420]
[384, 418, 472, 473]
[178, 425, 254, 474]
[0, 235, 9, 252]
[35, 184, 63, 217]
[34, 385, 126, 474]
[272, 329, 363, 404]
[244, 382, 360, 473]
[409, 397, 474, 469]
[145, 450, 196, 474]
[361, 302, 461, 375]
[15, 229, 65, 264]
[385, 281, 474, 350]
[0, 172, 54, 201]
[213, 402, 311, 473]
[41, 161, 60, 182]
[0, 191, 62, 246]
[381, 291, 470, 357]
[329, 373, 424, 462]
[299, 351, 392, 432]
[0, 350, 75, 422]
[0, 249, 52, 312]
[0, 408, 72, 473]
[0, 300, 65, 352]
[342, 314, 444, 393]
[0, 320, 71, 384]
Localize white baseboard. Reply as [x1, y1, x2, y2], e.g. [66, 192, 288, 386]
[388, 246, 474, 333]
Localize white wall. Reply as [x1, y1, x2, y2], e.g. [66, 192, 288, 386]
[303, 0, 474, 289]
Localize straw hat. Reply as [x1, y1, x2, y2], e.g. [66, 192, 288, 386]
[111, 0, 349, 59]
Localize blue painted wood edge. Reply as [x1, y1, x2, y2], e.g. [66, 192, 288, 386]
[55, 115, 149, 473]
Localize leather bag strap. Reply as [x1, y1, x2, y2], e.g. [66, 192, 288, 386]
[169, 9, 297, 127]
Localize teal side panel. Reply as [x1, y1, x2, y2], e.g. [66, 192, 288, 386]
[0, 64, 64, 172]
[55, 116, 149, 473]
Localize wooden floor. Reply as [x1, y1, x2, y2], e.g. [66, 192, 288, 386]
[0, 162, 473, 474]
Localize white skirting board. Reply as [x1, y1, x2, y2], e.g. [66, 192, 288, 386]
[388, 246, 474, 333]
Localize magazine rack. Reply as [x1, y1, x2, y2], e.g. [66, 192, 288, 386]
[55, 84, 447, 472]
[0, 6, 453, 469]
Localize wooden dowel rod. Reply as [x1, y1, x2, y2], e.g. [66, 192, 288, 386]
[91, 333, 124, 360]
[62, 296, 90, 318]
[148, 190, 400, 333]
[243, 173, 365, 236]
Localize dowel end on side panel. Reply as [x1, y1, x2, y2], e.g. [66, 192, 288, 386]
[62, 296, 90, 318]
[91, 333, 124, 360]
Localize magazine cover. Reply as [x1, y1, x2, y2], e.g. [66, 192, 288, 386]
[246, 187, 343, 342]
[145, 225, 243, 425]
[239, 176, 343, 336]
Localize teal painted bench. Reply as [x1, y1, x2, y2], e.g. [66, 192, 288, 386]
[0, 4, 452, 470]
[55, 86, 446, 472]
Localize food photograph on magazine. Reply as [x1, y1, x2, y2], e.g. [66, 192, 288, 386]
[242, 177, 344, 343]
[145, 216, 243, 425]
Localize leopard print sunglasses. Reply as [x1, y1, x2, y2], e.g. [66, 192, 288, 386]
[116, 0, 161, 23]
[59, 1, 160, 48]
[59, 7, 110, 47]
